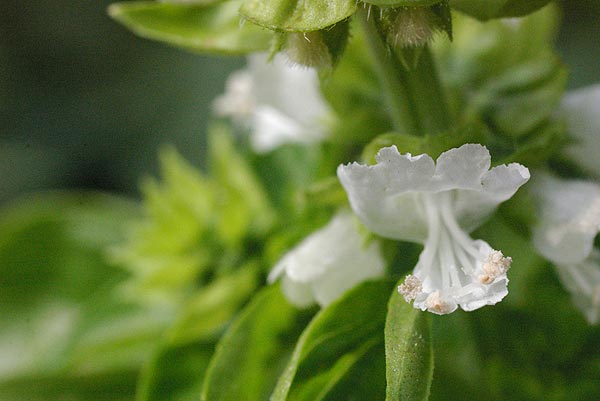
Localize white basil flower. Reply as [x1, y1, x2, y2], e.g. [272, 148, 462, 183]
[268, 212, 385, 308]
[337, 144, 530, 314]
[213, 53, 330, 153]
[532, 174, 600, 324]
[559, 83, 600, 178]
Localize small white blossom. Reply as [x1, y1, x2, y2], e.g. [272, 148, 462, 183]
[559, 83, 600, 178]
[337, 144, 530, 314]
[268, 212, 385, 308]
[532, 174, 600, 324]
[213, 53, 330, 153]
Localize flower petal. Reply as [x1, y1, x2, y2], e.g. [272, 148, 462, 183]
[269, 211, 385, 307]
[532, 174, 600, 265]
[555, 251, 600, 325]
[433, 144, 491, 191]
[214, 53, 330, 153]
[454, 162, 531, 232]
[338, 144, 529, 240]
[560, 84, 600, 178]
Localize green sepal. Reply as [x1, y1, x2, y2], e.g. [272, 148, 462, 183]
[108, 0, 273, 55]
[449, 0, 553, 20]
[240, 0, 356, 32]
[385, 278, 433, 401]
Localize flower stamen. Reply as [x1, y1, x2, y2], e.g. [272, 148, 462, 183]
[479, 250, 512, 284]
[398, 274, 422, 302]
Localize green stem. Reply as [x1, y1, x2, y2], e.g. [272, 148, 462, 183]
[357, 7, 422, 136]
[358, 8, 453, 137]
[404, 46, 453, 135]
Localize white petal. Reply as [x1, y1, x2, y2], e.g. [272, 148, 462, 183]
[215, 53, 330, 153]
[337, 146, 435, 242]
[337, 144, 529, 240]
[554, 250, 600, 325]
[560, 84, 600, 178]
[433, 144, 491, 191]
[454, 162, 531, 232]
[281, 275, 316, 308]
[531, 174, 600, 265]
[269, 212, 385, 308]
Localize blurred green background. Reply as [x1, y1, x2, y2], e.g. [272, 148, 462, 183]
[1, 0, 599, 204]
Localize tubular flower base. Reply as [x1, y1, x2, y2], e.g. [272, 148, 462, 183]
[268, 211, 385, 308]
[337, 144, 530, 314]
[532, 174, 600, 324]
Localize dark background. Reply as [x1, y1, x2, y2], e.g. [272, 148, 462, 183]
[1, 0, 599, 204]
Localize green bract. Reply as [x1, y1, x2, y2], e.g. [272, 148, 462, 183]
[450, 0, 553, 20]
[108, 0, 273, 54]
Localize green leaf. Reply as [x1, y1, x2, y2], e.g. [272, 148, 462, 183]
[0, 192, 160, 399]
[286, 337, 385, 401]
[449, 0, 552, 20]
[108, 1, 273, 55]
[385, 280, 433, 401]
[0, 191, 138, 316]
[201, 285, 311, 401]
[240, 0, 356, 31]
[270, 279, 393, 401]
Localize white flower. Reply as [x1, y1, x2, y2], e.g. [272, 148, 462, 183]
[213, 53, 330, 153]
[268, 211, 385, 308]
[559, 83, 600, 178]
[532, 174, 600, 324]
[337, 144, 530, 314]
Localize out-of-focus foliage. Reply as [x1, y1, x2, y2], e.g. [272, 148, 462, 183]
[0, 192, 169, 401]
[110, 124, 274, 306]
[433, 6, 568, 161]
